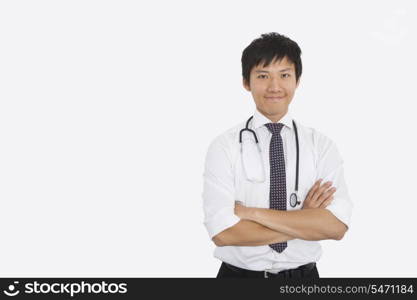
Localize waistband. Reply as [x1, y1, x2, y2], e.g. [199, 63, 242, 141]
[224, 262, 317, 278]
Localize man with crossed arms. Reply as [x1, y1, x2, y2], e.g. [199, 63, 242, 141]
[202, 32, 353, 279]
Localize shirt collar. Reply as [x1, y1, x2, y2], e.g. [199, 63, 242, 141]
[251, 108, 293, 130]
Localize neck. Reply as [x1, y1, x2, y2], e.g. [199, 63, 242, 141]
[264, 110, 287, 123]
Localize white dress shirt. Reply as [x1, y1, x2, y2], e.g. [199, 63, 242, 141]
[202, 108, 353, 273]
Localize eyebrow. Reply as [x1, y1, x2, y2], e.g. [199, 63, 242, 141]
[255, 68, 294, 73]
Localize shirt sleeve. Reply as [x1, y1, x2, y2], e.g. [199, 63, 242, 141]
[202, 135, 240, 240]
[315, 134, 353, 229]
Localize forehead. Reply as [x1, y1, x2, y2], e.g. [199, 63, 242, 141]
[253, 56, 295, 72]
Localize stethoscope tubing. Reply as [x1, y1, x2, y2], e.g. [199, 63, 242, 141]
[239, 116, 301, 207]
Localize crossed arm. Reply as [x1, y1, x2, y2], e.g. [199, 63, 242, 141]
[212, 219, 295, 247]
[212, 180, 348, 246]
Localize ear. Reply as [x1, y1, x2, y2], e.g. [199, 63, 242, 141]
[295, 78, 301, 88]
[243, 78, 251, 91]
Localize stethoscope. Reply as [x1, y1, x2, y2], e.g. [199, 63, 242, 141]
[239, 116, 301, 208]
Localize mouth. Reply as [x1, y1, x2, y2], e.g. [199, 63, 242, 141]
[265, 96, 285, 102]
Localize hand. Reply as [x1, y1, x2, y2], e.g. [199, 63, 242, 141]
[234, 202, 250, 220]
[302, 179, 336, 209]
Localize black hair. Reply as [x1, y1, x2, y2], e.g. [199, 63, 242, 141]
[241, 32, 302, 85]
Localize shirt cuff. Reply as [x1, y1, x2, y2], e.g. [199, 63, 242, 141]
[325, 201, 353, 229]
[204, 206, 241, 240]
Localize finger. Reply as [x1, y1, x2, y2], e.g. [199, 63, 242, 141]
[319, 196, 334, 208]
[316, 187, 336, 205]
[319, 190, 335, 206]
[305, 181, 326, 208]
[305, 179, 323, 201]
[311, 181, 332, 203]
[317, 187, 336, 204]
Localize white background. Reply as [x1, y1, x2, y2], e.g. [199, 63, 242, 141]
[0, 0, 416, 277]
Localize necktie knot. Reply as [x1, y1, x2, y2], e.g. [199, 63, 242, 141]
[265, 123, 284, 135]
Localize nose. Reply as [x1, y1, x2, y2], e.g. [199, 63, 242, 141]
[267, 77, 284, 93]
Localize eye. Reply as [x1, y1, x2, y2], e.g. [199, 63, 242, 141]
[257, 74, 267, 79]
[282, 73, 291, 78]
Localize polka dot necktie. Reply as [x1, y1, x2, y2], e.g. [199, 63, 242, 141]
[265, 123, 287, 253]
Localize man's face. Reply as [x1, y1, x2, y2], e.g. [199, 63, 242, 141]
[243, 56, 300, 122]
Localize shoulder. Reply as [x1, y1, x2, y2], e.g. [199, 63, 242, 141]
[295, 121, 342, 162]
[207, 121, 245, 151]
[295, 121, 336, 148]
[204, 121, 246, 167]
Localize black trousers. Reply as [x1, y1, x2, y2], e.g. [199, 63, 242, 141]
[216, 262, 320, 279]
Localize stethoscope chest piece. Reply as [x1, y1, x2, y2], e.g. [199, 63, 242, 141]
[290, 192, 301, 208]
